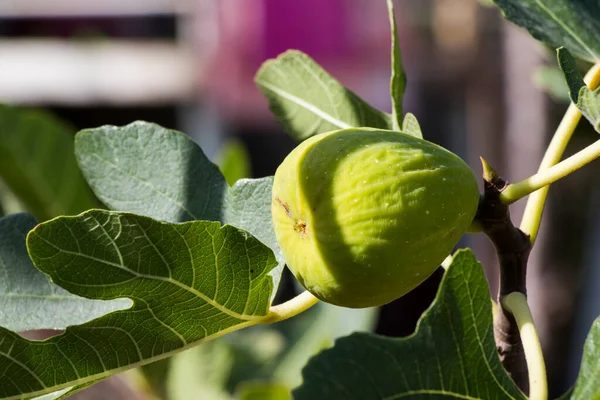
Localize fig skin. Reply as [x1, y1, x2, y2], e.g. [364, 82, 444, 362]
[272, 128, 479, 308]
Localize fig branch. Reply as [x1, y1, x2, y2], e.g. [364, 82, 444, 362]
[477, 158, 534, 393]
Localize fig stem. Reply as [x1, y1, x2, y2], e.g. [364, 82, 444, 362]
[519, 62, 600, 243]
[262, 290, 320, 324]
[502, 292, 548, 400]
[500, 139, 600, 205]
[477, 163, 532, 392]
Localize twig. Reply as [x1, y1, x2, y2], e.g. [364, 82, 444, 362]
[477, 158, 532, 393]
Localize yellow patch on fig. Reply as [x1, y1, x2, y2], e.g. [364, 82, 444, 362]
[272, 128, 479, 308]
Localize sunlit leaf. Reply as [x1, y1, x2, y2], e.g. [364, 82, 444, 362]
[0, 210, 277, 400]
[74, 123, 284, 294]
[294, 250, 526, 400]
[0, 213, 127, 332]
[255, 50, 393, 141]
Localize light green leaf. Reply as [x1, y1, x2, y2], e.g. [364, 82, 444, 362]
[0, 210, 277, 400]
[0, 181, 27, 217]
[557, 47, 600, 131]
[0, 213, 127, 332]
[217, 140, 252, 186]
[0, 105, 97, 221]
[294, 250, 527, 400]
[236, 382, 291, 400]
[401, 113, 423, 139]
[166, 341, 234, 400]
[492, 0, 600, 62]
[566, 317, 600, 399]
[255, 50, 393, 141]
[74, 122, 227, 223]
[534, 65, 570, 102]
[271, 303, 377, 389]
[388, 0, 406, 132]
[74, 123, 284, 293]
[223, 177, 282, 281]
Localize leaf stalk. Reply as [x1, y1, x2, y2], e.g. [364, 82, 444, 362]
[500, 139, 600, 204]
[502, 292, 548, 400]
[263, 290, 320, 324]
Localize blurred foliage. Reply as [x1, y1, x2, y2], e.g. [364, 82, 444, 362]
[534, 66, 570, 102]
[0, 105, 97, 221]
[217, 140, 252, 185]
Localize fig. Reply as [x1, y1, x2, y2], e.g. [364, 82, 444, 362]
[272, 128, 479, 308]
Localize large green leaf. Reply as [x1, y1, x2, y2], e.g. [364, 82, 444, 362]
[0, 105, 97, 221]
[74, 123, 284, 292]
[0, 210, 277, 400]
[255, 50, 393, 141]
[387, 0, 407, 133]
[564, 317, 600, 399]
[294, 250, 526, 400]
[557, 47, 600, 131]
[0, 213, 127, 332]
[492, 0, 600, 62]
[74, 122, 227, 223]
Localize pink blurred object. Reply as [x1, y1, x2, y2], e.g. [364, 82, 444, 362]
[196, 0, 405, 124]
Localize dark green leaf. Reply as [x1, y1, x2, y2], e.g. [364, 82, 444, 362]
[294, 250, 527, 400]
[74, 123, 285, 292]
[492, 0, 600, 62]
[0, 210, 277, 399]
[566, 317, 600, 399]
[0, 213, 127, 332]
[255, 50, 393, 141]
[217, 140, 252, 186]
[388, 0, 407, 132]
[557, 47, 600, 131]
[401, 113, 423, 139]
[0, 105, 97, 221]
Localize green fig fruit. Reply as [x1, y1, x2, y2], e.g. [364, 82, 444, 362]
[272, 128, 480, 308]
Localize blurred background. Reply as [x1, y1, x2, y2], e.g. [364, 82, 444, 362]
[1, 0, 599, 398]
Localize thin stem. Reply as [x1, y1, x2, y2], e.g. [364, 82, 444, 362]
[501, 139, 600, 204]
[520, 63, 600, 243]
[502, 292, 547, 400]
[262, 290, 320, 323]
